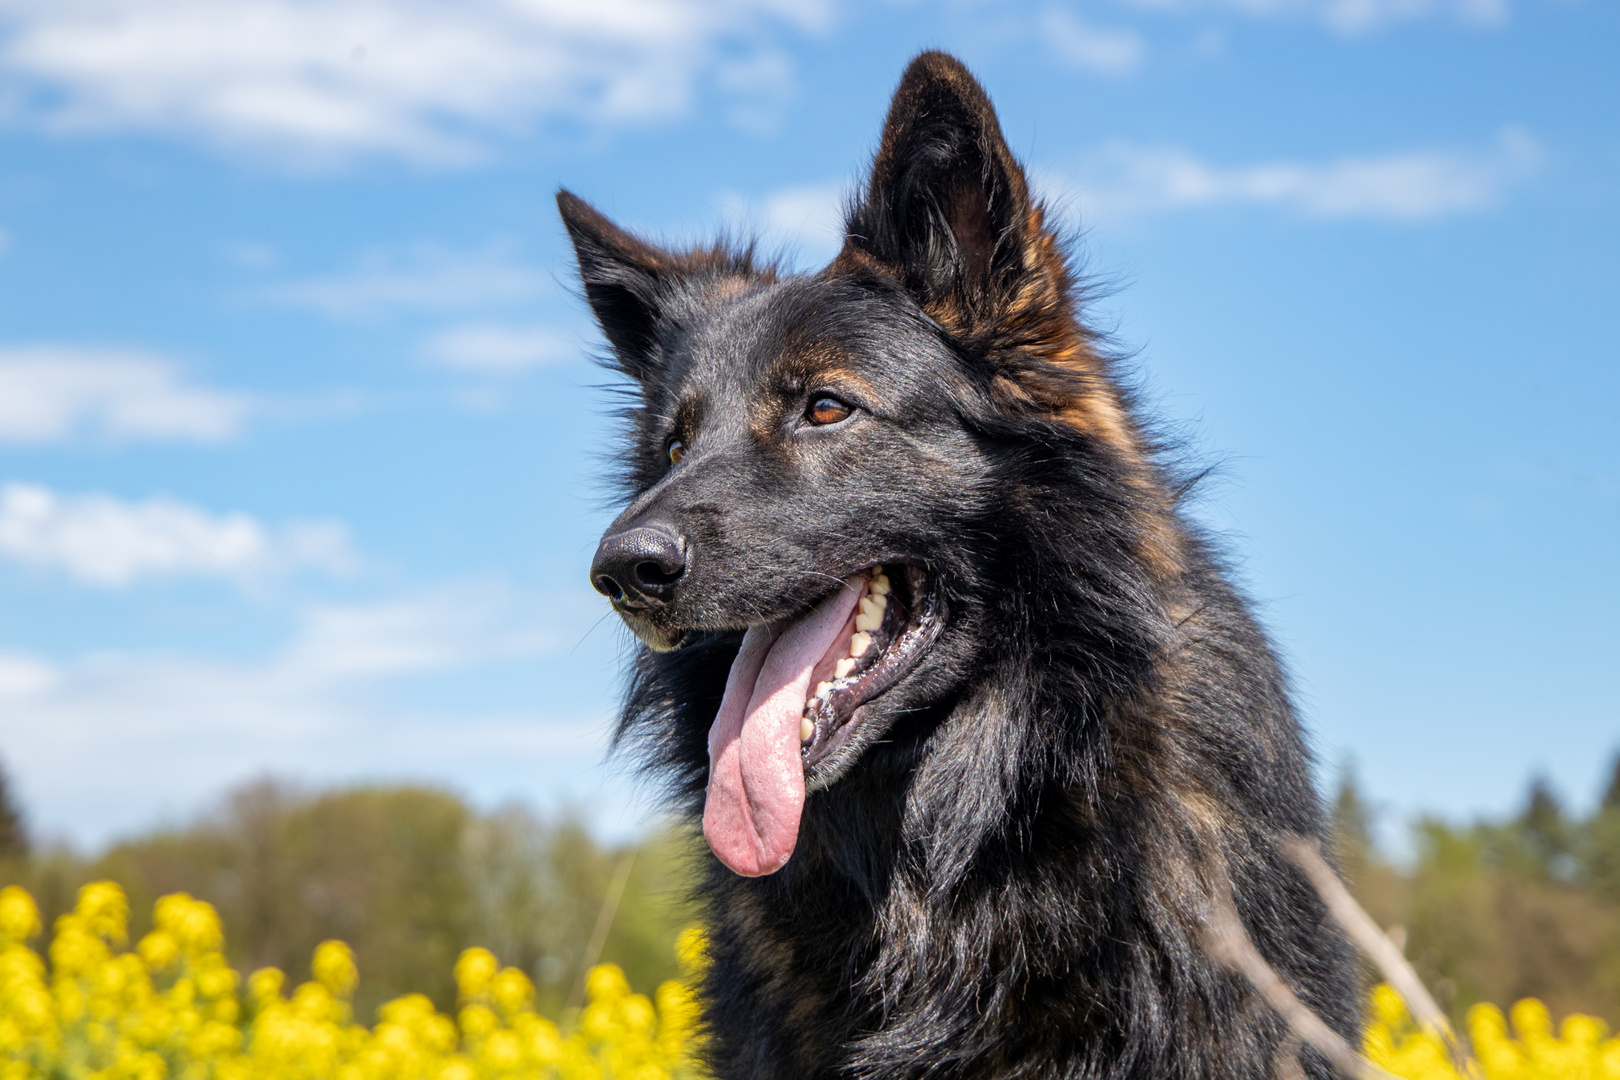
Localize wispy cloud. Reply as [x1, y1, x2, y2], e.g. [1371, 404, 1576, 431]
[1121, 0, 1508, 35]
[0, 0, 833, 163]
[0, 346, 248, 442]
[1058, 128, 1541, 222]
[263, 245, 550, 319]
[423, 323, 580, 374]
[1040, 9, 1145, 74]
[718, 180, 848, 266]
[0, 584, 612, 845]
[0, 482, 355, 587]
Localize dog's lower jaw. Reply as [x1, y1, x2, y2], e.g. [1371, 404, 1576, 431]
[618, 612, 687, 652]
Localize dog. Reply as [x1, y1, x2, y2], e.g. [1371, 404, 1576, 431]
[561, 50, 1359, 1080]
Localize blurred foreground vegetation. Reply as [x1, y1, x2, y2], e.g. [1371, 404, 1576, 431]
[1335, 756, 1620, 1026]
[2, 754, 1620, 1031]
[5, 879, 1617, 1080]
[0, 775, 698, 1024]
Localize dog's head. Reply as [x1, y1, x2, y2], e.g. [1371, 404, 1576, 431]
[562, 52, 1139, 876]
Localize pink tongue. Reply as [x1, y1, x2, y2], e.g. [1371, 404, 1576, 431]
[703, 577, 865, 876]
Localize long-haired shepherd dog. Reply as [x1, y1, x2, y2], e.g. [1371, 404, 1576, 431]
[561, 50, 1359, 1080]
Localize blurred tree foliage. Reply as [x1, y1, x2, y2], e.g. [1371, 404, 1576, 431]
[0, 778, 699, 1022]
[6, 757, 1620, 1028]
[1333, 756, 1620, 1026]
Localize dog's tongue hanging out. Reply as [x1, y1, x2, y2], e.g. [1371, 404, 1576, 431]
[703, 577, 865, 876]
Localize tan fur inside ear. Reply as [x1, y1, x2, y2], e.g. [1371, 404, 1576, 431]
[832, 52, 1186, 584]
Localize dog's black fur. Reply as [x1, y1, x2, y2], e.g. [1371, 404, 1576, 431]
[561, 51, 1359, 1080]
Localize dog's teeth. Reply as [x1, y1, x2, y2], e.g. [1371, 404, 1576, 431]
[856, 595, 884, 632]
[835, 657, 856, 679]
[801, 717, 814, 743]
[850, 631, 872, 657]
[814, 681, 833, 700]
[871, 574, 890, 596]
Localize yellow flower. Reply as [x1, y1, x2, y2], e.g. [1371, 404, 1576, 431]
[154, 892, 225, 955]
[458, 1003, 499, 1040]
[313, 940, 360, 1000]
[138, 929, 179, 972]
[248, 966, 286, 1004]
[0, 886, 41, 943]
[74, 881, 131, 944]
[674, 926, 708, 980]
[586, 963, 631, 1005]
[454, 947, 499, 1003]
[490, 967, 535, 1019]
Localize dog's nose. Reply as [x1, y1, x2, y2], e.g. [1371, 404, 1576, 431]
[591, 525, 687, 602]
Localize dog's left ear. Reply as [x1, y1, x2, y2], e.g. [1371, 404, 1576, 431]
[836, 51, 1068, 340]
[557, 190, 674, 382]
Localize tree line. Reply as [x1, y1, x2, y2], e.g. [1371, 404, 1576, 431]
[1334, 756, 1620, 1024]
[3, 756, 1620, 1026]
[0, 771, 697, 1022]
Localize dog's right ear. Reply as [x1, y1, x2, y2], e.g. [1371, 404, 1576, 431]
[557, 190, 672, 380]
[835, 52, 1062, 343]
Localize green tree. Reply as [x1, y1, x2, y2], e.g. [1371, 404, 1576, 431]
[0, 756, 26, 859]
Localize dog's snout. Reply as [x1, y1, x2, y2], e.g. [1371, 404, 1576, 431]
[591, 525, 687, 602]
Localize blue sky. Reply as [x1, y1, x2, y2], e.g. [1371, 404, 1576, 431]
[0, 0, 1613, 850]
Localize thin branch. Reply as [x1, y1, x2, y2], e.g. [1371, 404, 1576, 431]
[1281, 834, 1477, 1077]
[1202, 883, 1403, 1080]
[1273, 1033, 1306, 1080]
[566, 846, 638, 1013]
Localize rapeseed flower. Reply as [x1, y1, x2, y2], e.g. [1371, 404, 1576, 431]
[0, 882, 707, 1079]
[6, 880, 1620, 1079]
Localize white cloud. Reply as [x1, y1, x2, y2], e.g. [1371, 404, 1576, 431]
[1121, 0, 1507, 35]
[718, 180, 848, 266]
[424, 323, 579, 373]
[0, 482, 355, 586]
[1058, 127, 1540, 222]
[0, 0, 833, 163]
[265, 244, 550, 318]
[1040, 9, 1145, 74]
[0, 585, 627, 846]
[0, 346, 248, 443]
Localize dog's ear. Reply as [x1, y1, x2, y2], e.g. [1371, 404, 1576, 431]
[837, 52, 1063, 339]
[557, 190, 673, 380]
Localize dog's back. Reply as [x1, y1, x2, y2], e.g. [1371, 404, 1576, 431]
[565, 50, 1358, 1080]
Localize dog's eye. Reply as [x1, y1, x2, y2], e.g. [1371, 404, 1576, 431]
[667, 439, 685, 465]
[807, 396, 852, 426]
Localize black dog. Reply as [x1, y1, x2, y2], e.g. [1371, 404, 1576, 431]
[562, 50, 1358, 1080]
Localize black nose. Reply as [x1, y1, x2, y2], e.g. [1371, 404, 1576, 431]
[591, 525, 687, 602]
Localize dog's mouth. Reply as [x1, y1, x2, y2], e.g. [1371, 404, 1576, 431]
[702, 564, 940, 878]
[798, 565, 936, 770]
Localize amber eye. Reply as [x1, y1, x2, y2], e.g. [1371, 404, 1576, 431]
[667, 439, 685, 465]
[807, 396, 852, 426]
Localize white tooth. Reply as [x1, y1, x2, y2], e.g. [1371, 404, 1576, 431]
[814, 681, 833, 700]
[835, 657, 856, 679]
[871, 575, 890, 596]
[860, 596, 881, 620]
[850, 631, 872, 657]
[855, 609, 881, 632]
[801, 717, 814, 743]
[873, 592, 887, 610]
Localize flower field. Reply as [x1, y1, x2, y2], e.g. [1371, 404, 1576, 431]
[3, 881, 1620, 1080]
[0, 883, 704, 1079]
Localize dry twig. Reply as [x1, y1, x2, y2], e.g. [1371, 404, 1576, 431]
[1280, 834, 1477, 1077]
[1202, 879, 1403, 1080]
